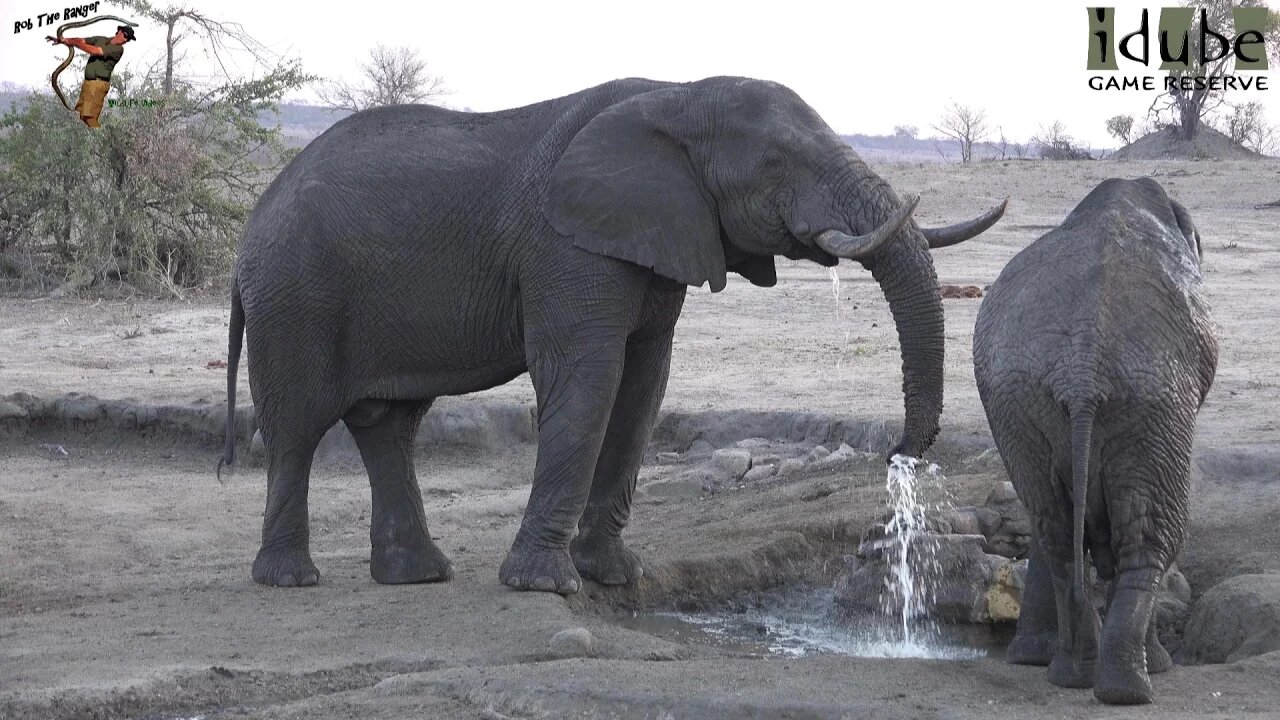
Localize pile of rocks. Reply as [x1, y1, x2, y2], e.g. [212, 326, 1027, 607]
[639, 439, 881, 499]
[834, 481, 1192, 629]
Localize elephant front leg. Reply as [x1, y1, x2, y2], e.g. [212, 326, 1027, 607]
[572, 328, 674, 586]
[501, 347, 625, 595]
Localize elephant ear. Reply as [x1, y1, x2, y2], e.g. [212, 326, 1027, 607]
[1169, 199, 1202, 262]
[544, 88, 728, 292]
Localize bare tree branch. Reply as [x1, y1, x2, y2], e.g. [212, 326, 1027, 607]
[318, 45, 450, 113]
[932, 102, 989, 163]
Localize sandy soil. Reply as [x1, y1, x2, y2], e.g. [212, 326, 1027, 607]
[2, 159, 1279, 718]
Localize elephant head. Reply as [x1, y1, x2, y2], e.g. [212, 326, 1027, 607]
[544, 77, 1006, 459]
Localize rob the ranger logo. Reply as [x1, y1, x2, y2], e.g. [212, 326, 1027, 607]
[1086, 6, 1272, 92]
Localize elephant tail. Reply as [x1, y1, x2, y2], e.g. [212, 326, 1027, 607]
[1069, 402, 1098, 609]
[216, 281, 245, 483]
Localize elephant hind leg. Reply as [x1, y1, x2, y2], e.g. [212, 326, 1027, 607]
[345, 398, 453, 585]
[1094, 425, 1192, 705]
[253, 423, 327, 587]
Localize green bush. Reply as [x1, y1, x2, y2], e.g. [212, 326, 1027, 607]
[0, 65, 305, 297]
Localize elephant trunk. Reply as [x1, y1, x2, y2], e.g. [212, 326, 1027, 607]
[844, 179, 944, 460]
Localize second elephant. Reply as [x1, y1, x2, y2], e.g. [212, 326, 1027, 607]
[974, 178, 1217, 705]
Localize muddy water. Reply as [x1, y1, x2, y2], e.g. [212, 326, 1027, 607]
[612, 587, 1013, 659]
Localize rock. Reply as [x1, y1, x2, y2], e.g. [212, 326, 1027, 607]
[733, 437, 771, 449]
[1181, 574, 1280, 664]
[776, 458, 806, 477]
[804, 445, 830, 463]
[985, 559, 1027, 622]
[639, 477, 705, 500]
[985, 481, 1019, 504]
[710, 448, 752, 478]
[654, 451, 681, 465]
[983, 482, 1033, 558]
[962, 447, 1003, 471]
[753, 453, 782, 466]
[0, 400, 27, 421]
[1154, 564, 1192, 631]
[973, 507, 1002, 537]
[932, 507, 984, 536]
[743, 464, 776, 482]
[685, 439, 715, 457]
[836, 532, 1011, 624]
[548, 627, 593, 658]
[812, 443, 860, 469]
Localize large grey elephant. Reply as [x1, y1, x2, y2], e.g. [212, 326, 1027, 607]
[974, 178, 1217, 705]
[218, 76, 1006, 595]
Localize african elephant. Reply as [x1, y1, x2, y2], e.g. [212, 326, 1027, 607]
[973, 178, 1217, 704]
[218, 76, 1006, 595]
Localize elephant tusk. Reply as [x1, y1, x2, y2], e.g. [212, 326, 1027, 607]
[920, 197, 1009, 249]
[51, 14, 139, 112]
[814, 194, 920, 260]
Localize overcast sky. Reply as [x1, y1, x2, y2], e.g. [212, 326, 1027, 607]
[2, 0, 1276, 147]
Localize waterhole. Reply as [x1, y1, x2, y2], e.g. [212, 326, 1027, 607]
[612, 586, 1012, 659]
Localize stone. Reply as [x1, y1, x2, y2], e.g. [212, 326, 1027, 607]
[804, 445, 830, 463]
[933, 507, 984, 536]
[639, 477, 705, 500]
[983, 482, 1033, 559]
[0, 400, 27, 420]
[753, 453, 782, 466]
[985, 559, 1026, 622]
[733, 437, 771, 449]
[655, 451, 681, 465]
[776, 458, 806, 477]
[1181, 574, 1280, 664]
[685, 439, 715, 457]
[548, 627, 593, 658]
[710, 448, 752, 478]
[743, 464, 776, 482]
[812, 443, 860, 469]
[985, 481, 1019, 504]
[836, 532, 1009, 624]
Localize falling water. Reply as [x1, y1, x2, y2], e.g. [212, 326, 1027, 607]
[829, 267, 853, 369]
[882, 453, 939, 651]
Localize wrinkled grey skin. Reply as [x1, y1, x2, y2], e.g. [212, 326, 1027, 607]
[974, 178, 1218, 705]
[219, 76, 998, 596]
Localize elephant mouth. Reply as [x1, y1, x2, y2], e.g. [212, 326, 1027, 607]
[783, 238, 839, 267]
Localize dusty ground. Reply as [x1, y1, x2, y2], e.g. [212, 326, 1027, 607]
[2, 159, 1279, 718]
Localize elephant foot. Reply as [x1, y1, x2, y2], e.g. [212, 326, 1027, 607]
[1006, 631, 1055, 666]
[1047, 654, 1096, 689]
[1147, 635, 1173, 674]
[252, 545, 320, 587]
[571, 533, 644, 586]
[371, 537, 453, 584]
[499, 540, 581, 595]
[1094, 663, 1154, 705]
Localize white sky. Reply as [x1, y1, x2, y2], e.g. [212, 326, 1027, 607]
[2, 0, 1276, 147]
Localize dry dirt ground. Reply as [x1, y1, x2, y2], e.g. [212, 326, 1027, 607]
[2, 159, 1279, 719]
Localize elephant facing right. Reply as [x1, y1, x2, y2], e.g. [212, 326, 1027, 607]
[973, 178, 1218, 705]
